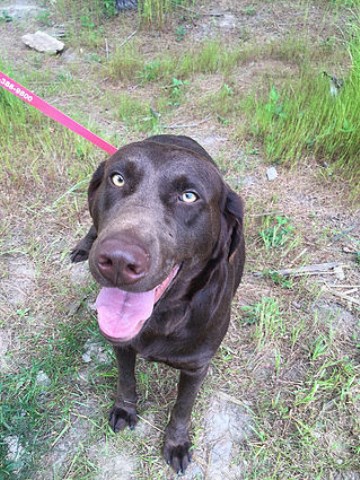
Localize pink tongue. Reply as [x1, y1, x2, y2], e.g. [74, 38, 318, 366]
[95, 288, 155, 341]
[95, 266, 178, 342]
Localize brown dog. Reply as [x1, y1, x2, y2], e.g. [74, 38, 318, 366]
[71, 135, 245, 473]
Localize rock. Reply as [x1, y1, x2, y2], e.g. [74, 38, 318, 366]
[0, 330, 10, 372]
[266, 166, 278, 181]
[36, 370, 51, 387]
[181, 461, 204, 479]
[218, 14, 237, 30]
[334, 265, 345, 281]
[22, 31, 64, 54]
[204, 393, 253, 479]
[82, 339, 111, 365]
[4, 435, 25, 462]
[82, 352, 92, 363]
[1, 2, 44, 20]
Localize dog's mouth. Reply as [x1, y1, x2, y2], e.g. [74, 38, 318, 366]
[95, 265, 179, 343]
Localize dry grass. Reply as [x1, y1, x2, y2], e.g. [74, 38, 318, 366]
[1, 1, 359, 479]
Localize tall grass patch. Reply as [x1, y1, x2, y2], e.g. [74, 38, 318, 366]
[107, 39, 247, 83]
[245, 36, 360, 187]
[116, 92, 161, 132]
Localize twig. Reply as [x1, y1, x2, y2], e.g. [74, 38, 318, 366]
[254, 262, 348, 278]
[137, 414, 164, 434]
[105, 37, 109, 60]
[289, 248, 308, 267]
[324, 286, 360, 306]
[118, 30, 137, 48]
[249, 210, 281, 218]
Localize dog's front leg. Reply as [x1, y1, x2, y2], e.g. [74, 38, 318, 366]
[163, 365, 209, 473]
[70, 225, 97, 263]
[109, 346, 138, 432]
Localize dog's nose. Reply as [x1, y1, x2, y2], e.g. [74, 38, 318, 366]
[97, 238, 150, 285]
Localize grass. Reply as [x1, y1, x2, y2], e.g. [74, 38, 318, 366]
[106, 38, 247, 82]
[240, 297, 285, 349]
[243, 26, 360, 190]
[1, 0, 360, 479]
[0, 313, 103, 479]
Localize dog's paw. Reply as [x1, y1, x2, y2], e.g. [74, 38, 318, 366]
[70, 248, 89, 263]
[109, 406, 138, 433]
[163, 439, 192, 474]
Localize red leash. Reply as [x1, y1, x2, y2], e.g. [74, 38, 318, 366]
[0, 71, 118, 155]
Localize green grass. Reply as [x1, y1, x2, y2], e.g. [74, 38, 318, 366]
[243, 29, 360, 189]
[0, 314, 105, 479]
[259, 215, 295, 250]
[116, 92, 161, 132]
[1, 2, 360, 479]
[106, 38, 246, 82]
[240, 297, 285, 350]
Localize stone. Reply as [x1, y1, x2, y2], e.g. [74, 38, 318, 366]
[266, 166, 278, 181]
[1, 2, 44, 20]
[22, 31, 64, 54]
[0, 330, 10, 372]
[36, 370, 51, 387]
[204, 393, 253, 478]
[4, 435, 25, 462]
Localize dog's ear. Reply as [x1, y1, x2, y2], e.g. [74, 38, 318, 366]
[224, 188, 244, 262]
[70, 162, 105, 263]
[88, 161, 106, 215]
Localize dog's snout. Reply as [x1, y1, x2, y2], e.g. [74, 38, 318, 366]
[96, 238, 150, 286]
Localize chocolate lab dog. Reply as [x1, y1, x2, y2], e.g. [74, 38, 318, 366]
[71, 135, 245, 473]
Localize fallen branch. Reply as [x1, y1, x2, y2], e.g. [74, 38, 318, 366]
[324, 286, 360, 306]
[118, 30, 137, 48]
[254, 262, 348, 278]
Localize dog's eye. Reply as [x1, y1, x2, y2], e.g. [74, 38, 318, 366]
[111, 173, 125, 187]
[180, 191, 198, 203]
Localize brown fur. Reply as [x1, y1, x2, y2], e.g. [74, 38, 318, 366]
[71, 135, 245, 473]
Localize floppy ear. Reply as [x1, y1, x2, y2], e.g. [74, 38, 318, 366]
[70, 162, 105, 263]
[88, 161, 105, 215]
[224, 188, 244, 262]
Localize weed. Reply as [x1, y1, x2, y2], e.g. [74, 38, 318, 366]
[178, 39, 243, 77]
[0, 316, 101, 478]
[140, 57, 175, 82]
[0, 10, 12, 22]
[107, 41, 144, 81]
[138, 0, 171, 26]
[175, 25, 186, 42]
[245, 26, 360, 188]
[201, 82, 237, 120]
[262, 269, 294, 289]
[117, 93, 161, 132]
[167, 77, 189, 106]
[36, 10, 52, 26]
[138, 0, 191, 26]
[244, 6, 257, 16]
[259, 215, 295, 250]
[241, 297, 285, 349]
[80, 15, 96, 28]
[295, 357, 357, 407]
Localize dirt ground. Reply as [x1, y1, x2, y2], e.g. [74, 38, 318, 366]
[0, 0, 359, 479]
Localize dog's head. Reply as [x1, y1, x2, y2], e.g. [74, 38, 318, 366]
[72, 135, 243, 342]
